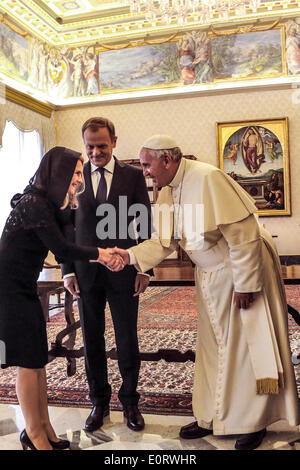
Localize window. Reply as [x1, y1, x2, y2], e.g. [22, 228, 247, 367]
[0, 120, 43, 233]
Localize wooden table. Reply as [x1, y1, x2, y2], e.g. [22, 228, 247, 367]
[38, 263, 300, 376]
[38, 267, 77, 375]
[38, 267, 71, 322]
[281, 265, 300, 285]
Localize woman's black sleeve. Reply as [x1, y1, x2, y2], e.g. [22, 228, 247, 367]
[35, 222, 98, 263]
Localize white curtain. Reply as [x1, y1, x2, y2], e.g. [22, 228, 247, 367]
[0, 99, 55, 152]
[0, 120, 43, 233]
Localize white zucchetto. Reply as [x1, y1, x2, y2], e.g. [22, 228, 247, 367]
[141, 135, 179, 150]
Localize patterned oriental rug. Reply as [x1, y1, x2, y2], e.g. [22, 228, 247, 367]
[0, 286, 299, 416]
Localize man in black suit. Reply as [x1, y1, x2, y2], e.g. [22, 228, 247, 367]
[62, 117, 152, 432]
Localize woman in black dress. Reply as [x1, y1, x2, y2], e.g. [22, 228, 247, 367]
[0, 146, 121, 450]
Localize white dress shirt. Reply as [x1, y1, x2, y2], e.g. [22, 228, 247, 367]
[64, 158, 114, 280]
[65, 156, 150, 279]
[90, 157, 115, 198]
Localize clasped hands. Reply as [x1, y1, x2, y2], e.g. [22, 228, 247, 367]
[92, 247, 130, 272]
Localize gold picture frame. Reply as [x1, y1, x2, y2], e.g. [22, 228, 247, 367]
[217, 118, 291, 216]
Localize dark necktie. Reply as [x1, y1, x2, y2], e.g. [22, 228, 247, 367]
[96, 167, 107, 204]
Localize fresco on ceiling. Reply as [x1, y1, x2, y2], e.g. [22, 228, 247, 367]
[177, 31, 212, 85]
[29, 39, 50, 91]
[98, 28, 285, 94]
[28, 40, 99, 99]
[285, 19, 300, 74]
[98, 42, 180, 92]
[98, 31, 212, 93]
[0, 22, 28, 81]
[0, 20, 298, 102]
[211, 28, 283, 80]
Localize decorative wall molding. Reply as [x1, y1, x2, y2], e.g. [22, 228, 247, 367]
[0, 13, 29, 38]
[0, 85, 53, 118]
[95, 32, 180, 51]
[209, 17, 282, 36]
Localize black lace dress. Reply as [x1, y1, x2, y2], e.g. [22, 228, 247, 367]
[0, 147, 98, 369]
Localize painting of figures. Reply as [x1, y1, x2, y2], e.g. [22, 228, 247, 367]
[178, 31, 212, 85]
[66, 47, 99, 97]
[28, 39, 50, 91]
[212, 28, 284, 80]
[285, 19, 300, 74]
[217, 118, 290, 216]
[97, 27, 284, 95]
[1, 24, 292, 102]
[47, 47, 71, 99]
[28, 41, 99, 99]
[98, 31, 212, 93]
[98, 42, 180, 92]
[0, 23, 28, 81]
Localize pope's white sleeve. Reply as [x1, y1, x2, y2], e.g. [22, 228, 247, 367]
[130, 237, 177, 273]
[128, 249, 138, 266]
[219, 214, 263, 293]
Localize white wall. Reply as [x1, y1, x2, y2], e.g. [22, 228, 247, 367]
[56, 86, 300, 255]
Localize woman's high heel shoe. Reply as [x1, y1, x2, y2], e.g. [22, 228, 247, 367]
[48, 438, 70, 450]
[20, 429, 37, 450]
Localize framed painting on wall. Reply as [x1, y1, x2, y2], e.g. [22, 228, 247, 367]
[217, 118, 291, 216]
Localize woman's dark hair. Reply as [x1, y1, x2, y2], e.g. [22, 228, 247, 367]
[10, 146, 82, 209]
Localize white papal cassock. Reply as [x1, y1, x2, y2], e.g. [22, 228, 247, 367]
[129, 157, 299, 435]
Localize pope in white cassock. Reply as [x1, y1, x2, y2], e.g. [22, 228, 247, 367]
[112, 135, 299, 450]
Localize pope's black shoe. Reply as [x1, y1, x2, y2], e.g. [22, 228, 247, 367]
[123, 405, 145, 432]
[84, 405, 109, 432]
[179, 421, 213, 439]
[235, 428, 266, 450]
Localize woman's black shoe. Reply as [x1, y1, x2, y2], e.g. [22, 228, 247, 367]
[20, 429, 37, 450]
[48, 438, 70, 450]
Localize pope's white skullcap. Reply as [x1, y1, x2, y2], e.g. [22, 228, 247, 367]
[142, 134, 179, 150]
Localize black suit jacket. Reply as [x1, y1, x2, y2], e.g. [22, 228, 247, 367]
[61, 157, 153, 290]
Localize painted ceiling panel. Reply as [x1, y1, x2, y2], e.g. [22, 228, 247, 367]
[49, 0, 123, 16]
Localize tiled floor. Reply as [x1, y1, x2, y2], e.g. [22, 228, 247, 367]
[0, 403, 299, 451]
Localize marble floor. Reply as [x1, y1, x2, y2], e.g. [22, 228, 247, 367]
[0, 403, 299, 452]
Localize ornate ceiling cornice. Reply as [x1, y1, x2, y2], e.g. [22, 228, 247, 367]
[0, 0, 300, 46]
[0, 84, 53, 117]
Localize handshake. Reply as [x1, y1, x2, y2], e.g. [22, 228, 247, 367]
[93, 247, 130, 272]
[66, 247, 135, 300]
